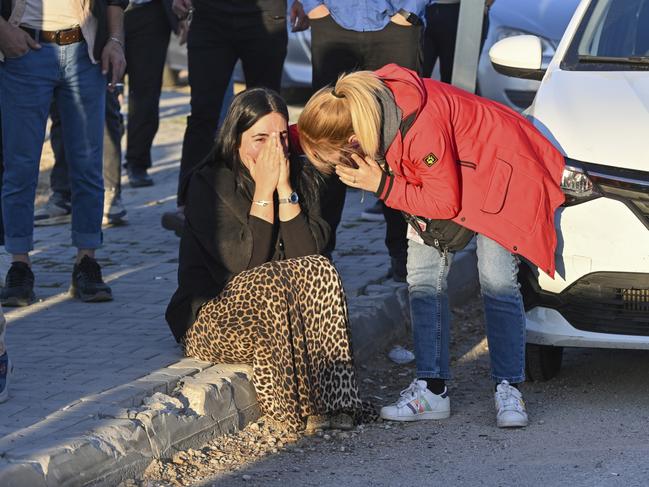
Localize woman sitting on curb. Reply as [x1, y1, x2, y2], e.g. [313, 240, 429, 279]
[165, 88, 368, 431]
[296, 64, 565, 428]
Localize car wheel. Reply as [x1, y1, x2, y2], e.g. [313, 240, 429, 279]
[525, 343, 563, 381]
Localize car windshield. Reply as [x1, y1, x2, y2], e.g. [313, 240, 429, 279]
[563, 0, 649, 70]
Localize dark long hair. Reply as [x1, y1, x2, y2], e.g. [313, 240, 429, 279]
[211, 88, 322, 207]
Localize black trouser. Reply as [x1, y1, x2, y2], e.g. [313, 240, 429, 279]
[177, 3, 288, 205]
[310, 15, 422, 259]
[49, 90, 124, 199]
[423, 3, 490, 83]
[124, 0, 172, 170]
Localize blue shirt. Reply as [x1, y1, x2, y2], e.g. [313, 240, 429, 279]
[300, 0, 431, 32]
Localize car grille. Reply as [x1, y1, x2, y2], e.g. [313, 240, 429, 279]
[587, 165, 649, 229]
[519, 269, 649, 336]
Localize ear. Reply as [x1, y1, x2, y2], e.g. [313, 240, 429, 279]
[347, 134, 359, 145]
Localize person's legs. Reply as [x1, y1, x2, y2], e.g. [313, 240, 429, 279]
[103, 90, 127, 225]
[56, 40, 112, 302]
[408, 240, 453, 380]
[0, 48, 56, 258]
[177, 11, 238, 205]
[476, 234, 528, 427]
[32, 100, 73, 226]
[48, 100, 72, 200]
[362, 22, 423, 279]
[310, 19, 363, 255]
[124, 1, 171, 185]
[431, 3, 460, 84]
[422, 4, 441, 78]
[237, 12, 287, 93]
[310, 16, 362, 90]
[476, 234, 526, 383]
[381, 239, 453, 421]
[0, 44, 58, 306]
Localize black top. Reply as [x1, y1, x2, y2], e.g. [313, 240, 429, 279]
[165, 159, 329, 343]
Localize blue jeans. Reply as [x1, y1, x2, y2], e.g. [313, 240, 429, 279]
[407, 234, 526, 383]
[0, 40, 105, 254]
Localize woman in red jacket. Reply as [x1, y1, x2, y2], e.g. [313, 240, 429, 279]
[297, 64, 565, 428]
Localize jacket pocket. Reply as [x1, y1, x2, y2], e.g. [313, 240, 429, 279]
[481, 158, 512, 214]
[485, 152, 544, 233]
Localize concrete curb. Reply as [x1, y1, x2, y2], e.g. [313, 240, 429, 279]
[0, 249, 478, 487]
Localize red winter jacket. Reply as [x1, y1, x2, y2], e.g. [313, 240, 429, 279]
[374, 64, 565, 277]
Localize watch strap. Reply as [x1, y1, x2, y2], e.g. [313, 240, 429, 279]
[397, 8, 422, 26]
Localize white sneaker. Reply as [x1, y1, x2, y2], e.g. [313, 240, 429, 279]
[495, 380, 528, 428]
[380, 379, 450, 421]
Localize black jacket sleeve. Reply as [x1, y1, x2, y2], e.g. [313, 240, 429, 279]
[248, 216, 274, 268]
[280, 185, 330, 258]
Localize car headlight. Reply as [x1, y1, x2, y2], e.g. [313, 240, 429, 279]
[561, 165, 601, 205]
[494, 27, 556, 63]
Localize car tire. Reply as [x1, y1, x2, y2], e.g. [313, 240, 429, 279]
[525, 343, 563, 381]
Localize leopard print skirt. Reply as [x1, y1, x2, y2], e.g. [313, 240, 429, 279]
[183, 254, 365, 430]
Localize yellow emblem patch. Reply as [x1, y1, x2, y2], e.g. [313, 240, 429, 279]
[423, 153, 438, 167]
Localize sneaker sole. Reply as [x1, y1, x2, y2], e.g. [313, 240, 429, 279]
[34, 214, 72, 227]
[161, 213, 183, 237]
[69, 287, 113, 303]
[497, 418, 528, 428]
[1, 294, 36, 307]
[380, 410, 450, 422]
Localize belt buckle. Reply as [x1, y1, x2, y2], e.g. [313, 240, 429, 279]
[55, 28, 75, 46]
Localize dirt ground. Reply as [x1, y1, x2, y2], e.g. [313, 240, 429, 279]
[120, 291, 649, 487]
[120, 295, 490, 487]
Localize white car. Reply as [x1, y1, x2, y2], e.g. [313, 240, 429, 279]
[490, 0, 649, 380]
[477, 0, 580, 111]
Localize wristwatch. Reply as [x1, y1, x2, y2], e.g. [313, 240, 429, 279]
[397, 9, 422, 26]
[278, 192, 299, 205]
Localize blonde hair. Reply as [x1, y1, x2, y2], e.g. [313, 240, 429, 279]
[297, 71, 390, 174]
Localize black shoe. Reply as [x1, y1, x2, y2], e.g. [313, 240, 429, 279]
[389, 257, 407, 283]
[127, 166, 154, 188]
[161, 208, 185, 237]
[0, 262, 36, 307]
[70, 256, 113, 302]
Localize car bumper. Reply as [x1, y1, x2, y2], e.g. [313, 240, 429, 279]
[522, 195, 649, 348]
[527, 306, 649, 349]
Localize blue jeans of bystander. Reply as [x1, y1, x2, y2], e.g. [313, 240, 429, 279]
[0, 40, 105, 254]
[407, 234, 527, 383]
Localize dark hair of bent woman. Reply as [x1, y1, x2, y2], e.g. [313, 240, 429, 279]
[210, 87, 323, 208]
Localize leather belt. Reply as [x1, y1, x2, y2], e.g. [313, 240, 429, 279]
[20, 26, 83, 45]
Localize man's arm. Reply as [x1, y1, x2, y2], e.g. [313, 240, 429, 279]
[102, 6, 126, 90]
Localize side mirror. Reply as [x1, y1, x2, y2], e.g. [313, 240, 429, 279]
[489, 35, 546, 81]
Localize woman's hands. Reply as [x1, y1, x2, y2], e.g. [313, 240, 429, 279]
[335, 153, 384, 193]
[249, 132, 286, 198]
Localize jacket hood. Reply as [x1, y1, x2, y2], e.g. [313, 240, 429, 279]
[375, 64, 428, 122]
